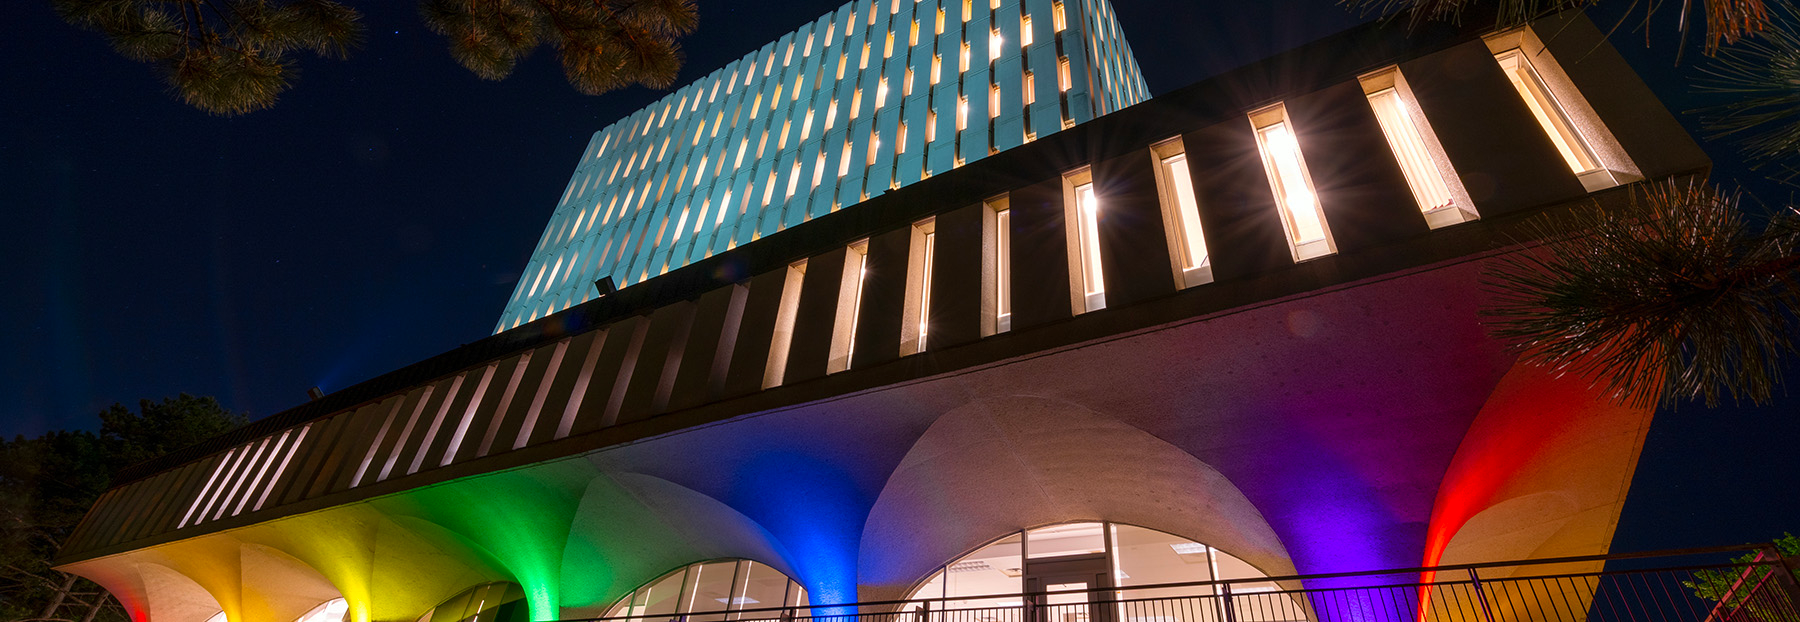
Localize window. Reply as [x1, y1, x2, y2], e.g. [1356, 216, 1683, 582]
[763, 261, 807, 389]
[905, 67, 915, 96]
[1486, 28, 1639, 191]
[1052, 1, 1067, 31]
[829, 241, 870, 373]
[885, 31, 895, 58]
[957, 96, 969, 130]
[902, 219, 936, 355]
[1023, 71, 1035, 105]
[606, 560, 806, 622]
[988, 196, 1012, 334]
[960, 42, 971, 73]
[927, 110, 938, 142]
[1021, 15, 1034, 46]
[840, 141, 854, 177]
[878, 77, 889, 109]
[1150, 138, 1213, 288]
[1250, 103, 1335, 262]
[1358, 67, 1474, 228]
[897, 121, 908, 154]
[904, 523, 1275, 609]
[937, 8, 946, 34]
[1063, 168, 1105, 313]
[931, 54, 942, 84]
[990, 84, 1002, 118]
[1057, 57, 1071, 91]
[990, 28, 1004, 61]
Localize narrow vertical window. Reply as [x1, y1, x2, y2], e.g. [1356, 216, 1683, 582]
[927, 110, 938, 142]
[931, 54, 943, 84]
[878, 77, 890, 109]
[1058, 57, 1071, 91]
[828, 241, 870, 373]
[901, 218, 937, 355]
[1359, 67, 1474, 228]
[1249, 103, 1335, 262]
[813, 151, 827, 188]
[885, 31, 895, 59]
[990, 84, 1002, 118]
[988, 196, 1012, 335]
[1052, 1, 1066, 31]
[868, 129, 881, 166]
[990, 29, 1004, 61]
[897, 121, 908, 154]
[840, 141, 854, 177]
[852, 87, 864, 118]
[1150, 138, 1213, 288]
[1062, 168, 1106, 313]
[763, 260, 808, 389]
[1023, 71, 1035, 105]
[1496, 50, 1596, 177]
[1021, 15, 1033, 46]
[905, 68, 915, 96]
[960, 43, 971, 72]
[910, 19, 920, 46]
[936, 8, 946, 34]
[957, 96, 969, 130]
[962, 0, 972, 21]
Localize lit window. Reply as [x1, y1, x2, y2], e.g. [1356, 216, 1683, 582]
[763, 260, 807, 388]
[861, 43, 871, 69]
[1249, 104, 1335, 262]
[1058, 57, 1071, 91]
[910, 19, 920, 46]
[852, 87, 863, 118]
[990, 29, 1004, 61]
[1022, 15, 1034, 46]
[606, 560, 805, 620]
[296, 599, 349, 622]
[838, 53, 848, 79]
[802, 109, 815, 140]
[786, 160, 801, 198]
[826, 99, 838, 130]
[990, 84, 1002, 118]
[1063, 168, 1106, 313]
[867, 129, 881, 166]
[828, 241, 870, 373]
[885, 31, 895, 59]
[989, 196, 1012, 334]
[902, 218, 936, 355]
[905, 68, 915, 96]
[897, 121, 908, 154]
[927, 110, 938, 142]
[1359, 67, 1473, 228]
[957, 96, 969, 130]
[1023, 71, 1035, 105]
[960, 42, 971, 72]
[840, 140, 854, 177]
[1150, 138, 1213, 288]
[931, 54, 942, 84]
[936, 8, 946, 34]
[1053, 1, 1067, 31]
[878, 77, 889, 109]
[813, 151, 827, 188]
[962, 0, 972, 21]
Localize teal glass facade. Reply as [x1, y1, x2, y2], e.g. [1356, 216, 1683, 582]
[497, 0, 1148, 332]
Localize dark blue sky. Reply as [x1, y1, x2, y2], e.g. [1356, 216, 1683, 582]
[0, 0, 1793, 553]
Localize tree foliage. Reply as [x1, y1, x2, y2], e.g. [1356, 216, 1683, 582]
[0, 395, 246, 622]
[52, 0, 366, 115]
[51, 0, 699, 116]
[418, 0, 698, 95]
[1482, 181, 1800, 408]
[1699, 4, 1800, 184]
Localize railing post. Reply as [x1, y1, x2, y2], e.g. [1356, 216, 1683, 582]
[1467, 568, 1497, 622]
[914, 600, 929, 622]
[1219, 583, 1236, 622]
[1764, 544, 1800, 611]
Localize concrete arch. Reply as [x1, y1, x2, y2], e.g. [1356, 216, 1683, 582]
[237, 544, 343, 622]
[857, 395, 1295, 601]
[559, 470, 800, 618]
[63, 558, 223, 622]
[1424, 359, 1656, 575]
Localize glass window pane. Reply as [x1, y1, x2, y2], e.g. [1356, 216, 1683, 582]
[732, 561, 792, 619]
[947, 532, 1024, 605]
[1111, 524, 1215, 602]
[687, 560, 740, 616]
[1027, 522, 1106, 559]
[1495, 50, 1598, 174]
[639, 568, 689, 621]
[1365, 88, 1454, 213]
[1161, 154, 1208, 270]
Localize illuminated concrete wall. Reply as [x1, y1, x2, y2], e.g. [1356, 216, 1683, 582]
[495, 0, 1149, 331]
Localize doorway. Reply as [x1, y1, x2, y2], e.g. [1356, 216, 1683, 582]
[1025, 553, 1111, 622]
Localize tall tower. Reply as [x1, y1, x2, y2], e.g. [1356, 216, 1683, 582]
[496, 0, 1148, 332]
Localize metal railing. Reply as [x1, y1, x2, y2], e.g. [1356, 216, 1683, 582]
[567, 546, 1800, 622]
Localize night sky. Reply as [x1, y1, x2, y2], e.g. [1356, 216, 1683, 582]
[2, 0, 1794, 557]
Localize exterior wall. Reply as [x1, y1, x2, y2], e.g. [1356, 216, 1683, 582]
[58, 12, 1707, 622]
[494, 0, 1149, 332]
